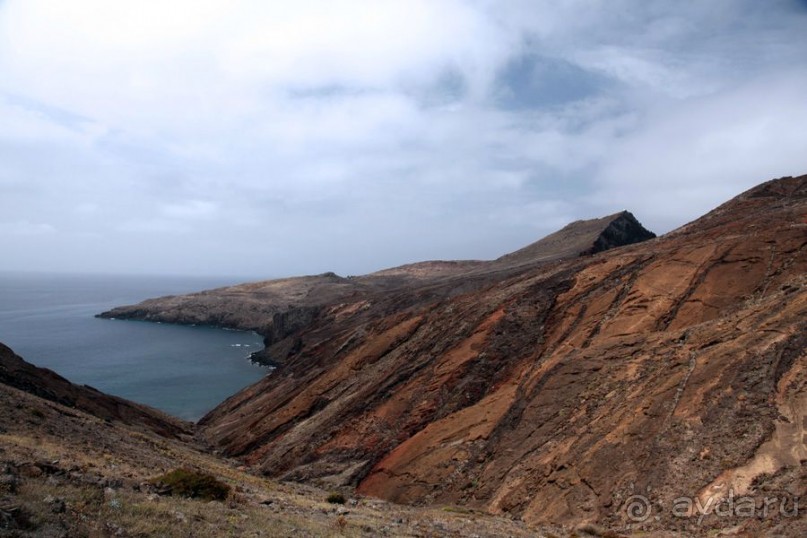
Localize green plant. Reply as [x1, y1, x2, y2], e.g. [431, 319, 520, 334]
[326, 492, 346, 504]
[442, 505, 472, 514]
[151, 468, 230, 501]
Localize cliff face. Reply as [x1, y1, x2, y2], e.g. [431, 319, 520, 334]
[198, 175, 807, 533]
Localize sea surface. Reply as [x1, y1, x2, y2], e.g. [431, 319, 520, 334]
[0, 272, 267, 421]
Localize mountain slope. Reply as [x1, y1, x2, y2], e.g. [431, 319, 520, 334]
[495, 210, 655, 266]
[198, 175, 807, 534]
[99, 211, 655, 366]
[0, 344, 543, 537]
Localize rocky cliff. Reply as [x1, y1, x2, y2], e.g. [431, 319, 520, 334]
[196, 175, 807, 535]
[99, 211, 656, 366]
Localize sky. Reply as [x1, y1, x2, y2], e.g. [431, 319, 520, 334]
[1, 1, 806, 279]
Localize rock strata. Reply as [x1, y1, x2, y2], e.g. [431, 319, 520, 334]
[198, 175, 807, 534]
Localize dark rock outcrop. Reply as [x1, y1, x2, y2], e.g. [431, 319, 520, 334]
[251, 306, 322, 366]
[495, 210, 655, 266]
[584, 210, 657, 255]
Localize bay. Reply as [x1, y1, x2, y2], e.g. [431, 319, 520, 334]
[0, 272, 266, 421]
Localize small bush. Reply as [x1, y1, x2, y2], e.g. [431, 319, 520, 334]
[334, 515, 348, 533]
[151, 468, 230, 501]
[326, 492, 346, 504]
[442, 505, 472, 514]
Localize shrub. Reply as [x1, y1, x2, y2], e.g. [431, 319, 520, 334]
[151, 468, 230, 501]
[334, 515, 348, 533]
[326, 492, 346, 504]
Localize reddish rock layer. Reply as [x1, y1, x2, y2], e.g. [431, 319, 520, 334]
[200, 175, 807, 533]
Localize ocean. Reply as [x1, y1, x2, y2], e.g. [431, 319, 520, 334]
[0, 272, 267, 421]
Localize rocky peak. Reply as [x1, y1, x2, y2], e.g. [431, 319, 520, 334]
[495, 210, 655, 267]
[584, 210, 657, 255]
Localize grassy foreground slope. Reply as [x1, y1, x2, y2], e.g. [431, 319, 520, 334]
[0, 344, 555, 537]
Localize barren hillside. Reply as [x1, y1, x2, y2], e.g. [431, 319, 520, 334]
[197, 175, 807, 536]
[0, 344, 558, 537]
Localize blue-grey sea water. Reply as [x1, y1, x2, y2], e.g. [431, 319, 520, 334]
[0, 272, 267, 421]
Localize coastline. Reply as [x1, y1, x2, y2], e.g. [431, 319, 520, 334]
[93, 307, 274, 370]
[1, 271, 272, 423]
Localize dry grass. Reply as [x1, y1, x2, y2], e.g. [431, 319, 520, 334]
[0, 382, 551, 537]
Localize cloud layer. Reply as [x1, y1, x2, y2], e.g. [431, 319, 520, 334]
[1, 0, 806, 277]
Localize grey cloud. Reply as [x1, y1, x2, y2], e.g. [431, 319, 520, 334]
[495, 54, 614, 110]
[1, 1, 806, 277]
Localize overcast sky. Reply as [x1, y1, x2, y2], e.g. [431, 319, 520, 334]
[1, 1, 806, 278]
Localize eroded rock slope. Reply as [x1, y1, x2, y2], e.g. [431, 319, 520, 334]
[198, 175, 807, 534]
[0, 344, 544, 538]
